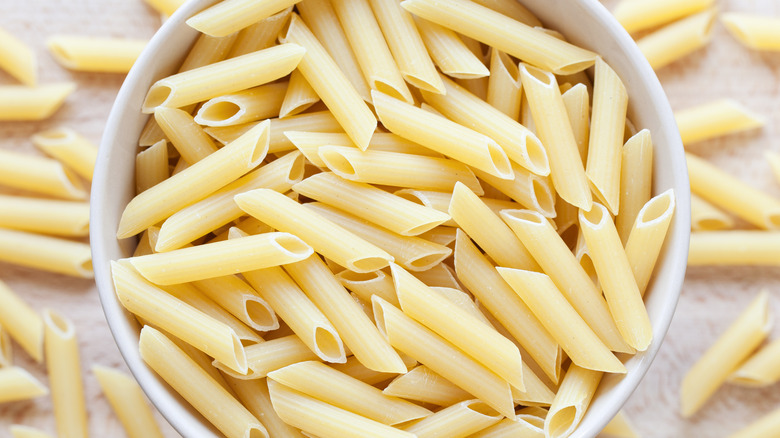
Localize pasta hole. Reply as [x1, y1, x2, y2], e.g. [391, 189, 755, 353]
[547, 406, 578, 438]
[487, 142, 512, 178]
[273, 235, 312, 258]
[465, 401, 501, 418]
[579, 252, 599, 286]
[245, 299, 277, 329]
[505, 209, 545, 224]
[199, 101, 241, 123]
[408, 251, 450, 271]
[696, 218, 729, 231]
[532, 178, 556, 216]
[44, 309, 75, 337]
[349, 256, 390, 273]
[319, 149, 357, 177]
[523, 416, 544, 428]
[248, 427, 268, 438]
[525, 136, 549, 174]
[287, 154, 306, 183]
[338, 270, 381, 282]
[767, 213, 780, 229]
[144, 84, 173, 109]
[580, 203, 608, 225]
[637, 192, 673, 224]
[557, 60, 597, 76]
[522, 64, 555, 87]
[80, 259, 94, 274]
[374, 80, 409, 103]
[314, 327, 343, 361]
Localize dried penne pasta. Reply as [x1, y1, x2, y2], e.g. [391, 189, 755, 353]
[675, 99, 764, 145]
[402, 399, 502, 438]
[545, 365, 602, 438]
[0, 279, 43, 362]
[135, 139, 169, 193]
[729, 338, 780, 387]
[0, 26, 36, 85]
[0, 195, 89, 237]
[228, 7, 293, 57]
[561, 83, 590, 165]
[413, 17, 489, 79]
[217, 335, 318, 379]
[472, 164, 557, 218]
[193, 275, 278, 332]
[32, 127, 98, 181]
[0, 83, 75, 121]
[186, 0, 301, 37]
[224, 377, 305, 438]
[335, 269, 399, 307]
[688, 231, 780, 266]
[613, 0, 715, 34]
[194, 82, 287, 127]
[47, 36, 146, 73]
[690, 194, 734, 231]
[487, 50, 522, 119]
[721, 13, 780, 52]
[624, 190, 676, 296]
[0, 148, 87, 200]
[616, 130, 653, 243]
[279, 70, 319, 118]
[93, 366, 164, 438]
[383, 365, 471, 406]
[0, 228, 92, 278]
[635, 8, 716, 71]
[0, 367, 47, 403]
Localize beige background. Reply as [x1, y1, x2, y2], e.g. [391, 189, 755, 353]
[1, 0, 780, 437]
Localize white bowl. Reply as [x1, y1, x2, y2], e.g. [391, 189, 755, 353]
[91, 1, 690, 436]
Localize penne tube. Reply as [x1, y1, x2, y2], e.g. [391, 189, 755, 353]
[139, 326, 267, 438]
[225, 377, 306, 438]
[0, 26, 36, 85]
[330, 0, 414, 103]
[675, 99, 764, 145]
[335, 269, 399, 307]
[193, 275, 279, 332]
[154, 107, 219, 163]
[279, 70, 319, 118]
[471, 415, 544, 438]
[186, 0, 301, 37]
[471, 0, 541, 26]
[383, 365, 471, 406]
[296, 0, 370, 103]
[304, 203, 451, 272]
[555, 194, 579, 237]
[47, 36, 146, 73]
[688, 231, 780, 266]
[635, 9, 716, 71]
[413, 17, 489, 79]
[279, 14, 376, 150]
[269, 361, 430, 425]
[561, 83, 590, 165]
[9, 426, 54, 438]
[268, 379, 415, 438]
[579, 203, 652, 351]
[433, 287, 493, 327]
[117, 121, 269, 238]
[691, 193, 733, 231]
[229, 7, 293, 57]
[373, 297, 515, 418]
[0, 83, 75, 121]
[43, 309, 87, 438]
[401, 0, 596, 75]
[586, 58, 627, 215]
[287, 131, 441, 167]
[0, 279, 43, 362]
[0, 195, 89, 237]
[616, 130, 654, 243]
[624, 190, 676, 296]
[392, 263, 526, 390]
[241, 263, 346, 364]
[0, 367, 47, 403]
[729, 406, 780, 438]
[411, 263, 461, 290]
[0, 228, 92, 278]
[135, 139, 169, 193]
[449, 182, 539, 270]
[218, 335, 318, 379]
[331, 354, 416, 385]
[318, 146, 483, 193]
[487, 50, 522, 120]
[369, 0, 444, 94]
[284, 255, 406, 373]
[373, 90, 513, 179]
[111, 261, 249, 374]
[454, 231, 561, 383]
[142, 44, 304, 112]
[500, 210, 631, 353]
[722, 13, 780, 52]
[545, 364, 602, 438]
[179, 33, 238, 74]
[520, 63, 591, 210]
[472, 164, 557, 218]
[235, 188, 393, 272]
[418, 226, 457, 247]
[729, 338, 780, 387]
[497, 268, 626, 373]
[687, 152, 780, 230]
[138, 117, 166, 147]
[293, 172, 450, 236]
[422, 76, 549, 176]
[0, 148, 87, 200]
[402, 399, 502, 438]
[93, 366, 164, 438]
[681, 291, 772, 417]
[195, 82, 287, 127]
[156, 150, 304, 251]
[613, 0, 715, 34]
[31, 127, 98, 181]
[208, 112, 339, 149]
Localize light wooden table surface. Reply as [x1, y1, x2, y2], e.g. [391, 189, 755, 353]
[1, 1, 779, 437]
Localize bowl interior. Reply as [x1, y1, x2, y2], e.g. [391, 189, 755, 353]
[91, 1, 690, 436]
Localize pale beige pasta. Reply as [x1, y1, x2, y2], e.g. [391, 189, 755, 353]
[268, 379, 415, 438]
[179, 33, 238, 73]
[217, 335, 318, 379]
[401, 0, 597, 75]
[471, 0, 541, 26]
[117, 121, 269, 238]
[192, 275, 279, 332]
[0, 367, 47, 403]
[414, 17, 489, 79]
[186, 0, 301, 37]
[286, 131, 437, 167]
[470, 415, 544, 438]
[228, 7, 293, 57]
[47, 36, 146, 73]
[194, 82, 287, 128]
[383, 365, 471, 406]
[431, 286, 493, 327]
[330, 355, 416, 385]
[0, 26, 36, 85]
[487, 50, 522, 119]
[675, 99, 764, 145]
[335, 269, 399, 307]
[600, 411, 639, 438]
[635, 9, 716, 71]
[0, 148, 87, 200]
[304, 202, 451, 272]
[688, 231, 780, 266]
[681, 291, 772, 417]
[500, 210, 632, 353]
[586, 58, 627, 215]
[0, 195, 89, 237]
[561, 83, 590, 164]
[43, 309, 87, 438]
[729, 338, 780, 387]
[687, 152, 780, 230]
[279, 70, 320, 118]
[616, 130, 653, 242]
[31, 127, 98, 181]
[372, 296, 515, 418]
[93, 366, 164, 438]
[156, 151, 304, 251]
[139, 326, 268, 438]
[422, 76, 550, 177]
[722, 13, 780, 52]
[225, 377, 306, 438]
[729, 406, 780, 438]
[111, 261, 249, 374]
[472, 164, 557, 218]
[9, 425, 54, 438]
[520, 63, 592, 209]
[418, 226, 457, 247]
[279, 14, 376, 150]
[613, 0, 715, 34]
[268, 361, 430, 425]
[0, 228, 93, 278]
[411, 263, 461, 290]
[234, 188, 393, 272]
[372, 89, 513, 179]
[142, 44, 304, 112]
[545, 364, 602, 438]
[0, 83, 75, 121]
[135, 139, 169, 193]
[691, 193, 734, 231]
[402, 399, 502, 438]
[292, 172, 450, 236]
[0, 279, 43, 362]
[624, 190, 676, 296]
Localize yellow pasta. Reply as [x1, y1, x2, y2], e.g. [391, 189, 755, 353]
[722, 13, 780, 52]
[0, 228, 93, 278]
[635, 8, 716, 70]
[31, 127, 98, 181]
[224, 377, 305, 438]
[279, 70, 319, 118]
[217, 335, 317, 379]
[193, 275, 279, 332]
[0, 83, 75, 121]
[135, 139, 169, 193]
[228, 7, 294, 57]
[690, 193, 734, 231]
[402, 400, 502, 438]
[0, 26, 36, 85]
[47, 36, 146, 73]
[545, 364, 602, 438]
[194, 82, 287, 128]
[93, 366, 164, 438]
[624, 190, 676, 296]
[335, 269, 399, 307]
[561, 83, 590, 165]
[0, 148, 87, 200]
[487, 50, 522, 119]
[414, 16, 490, 79]
[0, 195, 89, 237]
[472, 164, 557, 218]
[729, 338, 780, 387]
[44, 309, 87, 438]
[143, 0, 186, 16]
[9, 425, 54, 438]
[383, 365, 471, 406]
[688, 231, 780, 266]
[675, 99, 764, 145]
[0, 367, 47, 403]
[616, 130, 654, 243]
[186, 0, 301, 37]
[0, 326, 10, 368]
[0, 279, 43, 362]
[613, 0, 715, 34]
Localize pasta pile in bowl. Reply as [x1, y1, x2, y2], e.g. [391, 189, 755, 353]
[91, 0, 690, 437]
